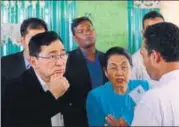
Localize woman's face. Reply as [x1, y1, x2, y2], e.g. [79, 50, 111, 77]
[105, 54, 131, 89]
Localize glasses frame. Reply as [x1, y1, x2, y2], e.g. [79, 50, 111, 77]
[36, 52, 68, 61]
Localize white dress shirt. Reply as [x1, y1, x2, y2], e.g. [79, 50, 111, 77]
[131, 50, 159, 88]
[36, 73, 64, 126]
[132, 69, 179, 126]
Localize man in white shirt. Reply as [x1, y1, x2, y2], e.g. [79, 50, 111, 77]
[131, 11, 164, 88]
[2, 31, 69, 126]
[132, 22, 179, 126]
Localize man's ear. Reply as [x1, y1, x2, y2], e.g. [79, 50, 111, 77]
[73, 36, 77, 43]
[151, 50, 161, 65]
[29, 56, 38, 69]
[141, 29, 145, 37]
[20, 37, 25, 46]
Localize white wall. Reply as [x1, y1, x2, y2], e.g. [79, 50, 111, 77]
[160, 1, 179, 26]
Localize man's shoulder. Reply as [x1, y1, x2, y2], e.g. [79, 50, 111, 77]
[67, 48, 81, 57]
[1, 51, 23, 63]
[140, 87, 164, 104]
[96, 50, 105, 55]
[5, 69, 36, 88]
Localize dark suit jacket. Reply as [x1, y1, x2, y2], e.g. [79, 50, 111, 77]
[2, 68, 69, 127]
[1, 51, 26, 94]
[64, 48, 108, 126]
[1, 51, 26, 80]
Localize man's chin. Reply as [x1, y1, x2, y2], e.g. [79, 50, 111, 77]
[84, 43, 95, 49]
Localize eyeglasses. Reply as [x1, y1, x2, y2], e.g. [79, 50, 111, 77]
[37, 52, 68, 61]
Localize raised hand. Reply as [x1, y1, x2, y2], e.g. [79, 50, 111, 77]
[105, 115, 128, 127]
[48, 73, 69, 99]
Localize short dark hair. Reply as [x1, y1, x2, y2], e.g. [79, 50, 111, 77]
[104, 46, 133, 68]
[71, 16, 93, 36]
[20, 18, 48, 37]
[142, 11, 164, 28]
[144, 22, 179, 62]
[29, 31, 63, 57]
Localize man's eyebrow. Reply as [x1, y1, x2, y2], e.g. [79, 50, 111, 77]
[60, 49, 65, 52]
[48, 49, 65, 54]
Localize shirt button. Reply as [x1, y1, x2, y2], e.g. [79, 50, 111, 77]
[69, 103, 72, 106]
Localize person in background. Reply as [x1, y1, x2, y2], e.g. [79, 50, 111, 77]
[64, 16, 108, 126]
[131, 11, 164, 88]
[132, 22, 179, 126]
[86, 47, 150, 126]
[1, 18, 48, 80]
[1, 18, 49, 126]
[1, 18, 48, 97]
[2, 31, 69, 126]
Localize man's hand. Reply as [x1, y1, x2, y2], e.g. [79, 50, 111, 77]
[48, 73, 69, 99]
[105, 115, 128, 127]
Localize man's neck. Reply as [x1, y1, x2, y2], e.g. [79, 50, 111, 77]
[80, 45, 96, 61]
[34, 70, 50, 84]
[23, 50, 30, 61]
[159, 62, 179, 80]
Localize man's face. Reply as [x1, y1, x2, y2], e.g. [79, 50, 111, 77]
[142, 17, 164, 35]
[21, 28, 46, 53]
[73, 21, 96, 49]
[31, 40, 68, 80]
[105, 54, 131, 89]
[140, 40, 160, 80]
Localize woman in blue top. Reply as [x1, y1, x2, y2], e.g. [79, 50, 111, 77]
[86, 47, 150, 126]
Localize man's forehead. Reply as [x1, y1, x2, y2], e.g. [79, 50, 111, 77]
[75, 21, 92, 29]
[40, 40, 64, 53]
[26, 28, 45, 35]
[144, 17, 164, 29]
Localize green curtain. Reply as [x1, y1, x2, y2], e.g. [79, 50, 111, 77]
[127, 1, 160, 54]
[1, 1, 76, 57]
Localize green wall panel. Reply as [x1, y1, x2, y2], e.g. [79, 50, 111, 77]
[76, 1, 128, 52]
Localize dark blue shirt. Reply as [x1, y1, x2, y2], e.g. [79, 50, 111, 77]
[81, 50, 103, 89]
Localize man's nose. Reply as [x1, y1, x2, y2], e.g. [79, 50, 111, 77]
[55, 57, 66, 65]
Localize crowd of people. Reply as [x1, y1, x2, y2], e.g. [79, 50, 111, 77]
[2, 11, 179, 126]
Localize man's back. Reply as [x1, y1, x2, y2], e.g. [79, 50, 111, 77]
[158, 83, 179, 125]
[132, 70, 179, 126]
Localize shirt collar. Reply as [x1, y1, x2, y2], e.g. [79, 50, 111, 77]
[159, 69, 179, 85]
[23, 55, 31, 69]
[80, 48, 99, 60]
[35, 71, 49, 92]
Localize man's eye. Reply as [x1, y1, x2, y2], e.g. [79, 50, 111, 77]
[50, 55, 56, 59]
[60, 53, 66, 56]
[77, 30, 83, 33]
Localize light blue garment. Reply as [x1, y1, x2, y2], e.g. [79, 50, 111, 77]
[23, 54, 31, 69]
[86, 80, 150, 126]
